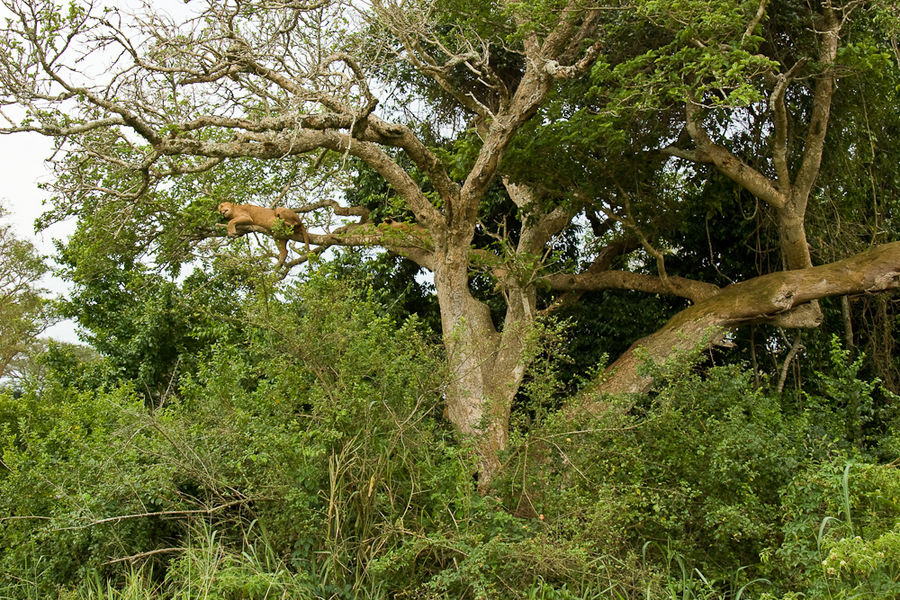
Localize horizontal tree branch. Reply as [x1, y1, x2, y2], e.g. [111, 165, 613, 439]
[588, 241, 900, 401]
[220, 221, 436, 271]
[103, 547, 184, 566]
[545, 270, 720, 303]
[58, 498, 252, 531]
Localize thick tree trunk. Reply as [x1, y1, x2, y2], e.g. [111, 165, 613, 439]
[776, 200, 824, 323]
[587, 242, 900, 406]
[776, 204, 813, 270]
[433, 243, 535, 490]
[436, 281, 505, 481]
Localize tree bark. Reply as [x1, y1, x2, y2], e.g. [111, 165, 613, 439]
[433, 241, 535, 490]
[583, 242, 900, 406]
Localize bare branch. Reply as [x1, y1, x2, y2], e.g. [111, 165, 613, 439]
[545, 270, 720, 303]
[741, 0, 768, 45]
[0, 116, 125, 136]
[661, 145, 701, 162]
[776, 332, 804, 394]
[793, 10, 840, 205]
[683, 98, 788, 209]
[369, 0, 497, 117]
[769, 58, 808, 189]
[58, 499, 253, 531]
[103, 547, 184, 566]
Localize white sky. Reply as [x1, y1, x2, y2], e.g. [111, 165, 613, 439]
[0, 1, 198, 345]
[0, 131, 81, 343]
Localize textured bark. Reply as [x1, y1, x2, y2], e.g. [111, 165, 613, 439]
[433, 242, 533, 490]
[435, 178, 569, 489]
[585, 242, 900, 404]
[418, 7, 600, 486]
[777, 206, 813, 270]
[546, 271, 719, 304]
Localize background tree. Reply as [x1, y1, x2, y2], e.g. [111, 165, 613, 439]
[0, 201, 51, 379]
[528, 0, 900, 398]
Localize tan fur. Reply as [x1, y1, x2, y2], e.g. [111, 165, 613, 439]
[275, 206, 311, 253]
[217, 202, 311, 266]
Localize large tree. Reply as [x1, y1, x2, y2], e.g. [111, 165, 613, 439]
[1, 0, 898, 485]
[555, 0, 900, 400]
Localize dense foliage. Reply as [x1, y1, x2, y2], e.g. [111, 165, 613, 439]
[0, 201, 51, 380]
[2, 269, 900, 599]
[2, 0, 900, 597]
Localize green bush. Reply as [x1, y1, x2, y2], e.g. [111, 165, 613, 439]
[505, 365, 807, 575]
[0, 380, 183, 595]
[5, 274, 900, 599]
[2, 274, 540, 599]
[498, 342, 900, 597]
[774, 458, 900, 598]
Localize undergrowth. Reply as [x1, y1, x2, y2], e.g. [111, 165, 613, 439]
[3, 276, 899, 599]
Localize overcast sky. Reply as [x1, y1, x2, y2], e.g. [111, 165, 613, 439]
[0, 131, 81, 343]
[0, 1, 199, 346]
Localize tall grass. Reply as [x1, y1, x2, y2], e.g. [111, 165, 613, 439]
[70, 522, 312, 600]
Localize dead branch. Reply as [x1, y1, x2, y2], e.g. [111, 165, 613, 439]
[57, 498, 253, 531]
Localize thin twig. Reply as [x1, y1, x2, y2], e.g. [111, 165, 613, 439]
[103, 547, 184, 565]
[57, 499, 251, 531]
[777, 332, 804, 394]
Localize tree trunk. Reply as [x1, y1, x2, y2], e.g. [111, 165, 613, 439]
[775, 200, 824, 323]
[587, 242, 900, 406]
[776, 204, 813, 270]
[433, 242, 535, 490]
